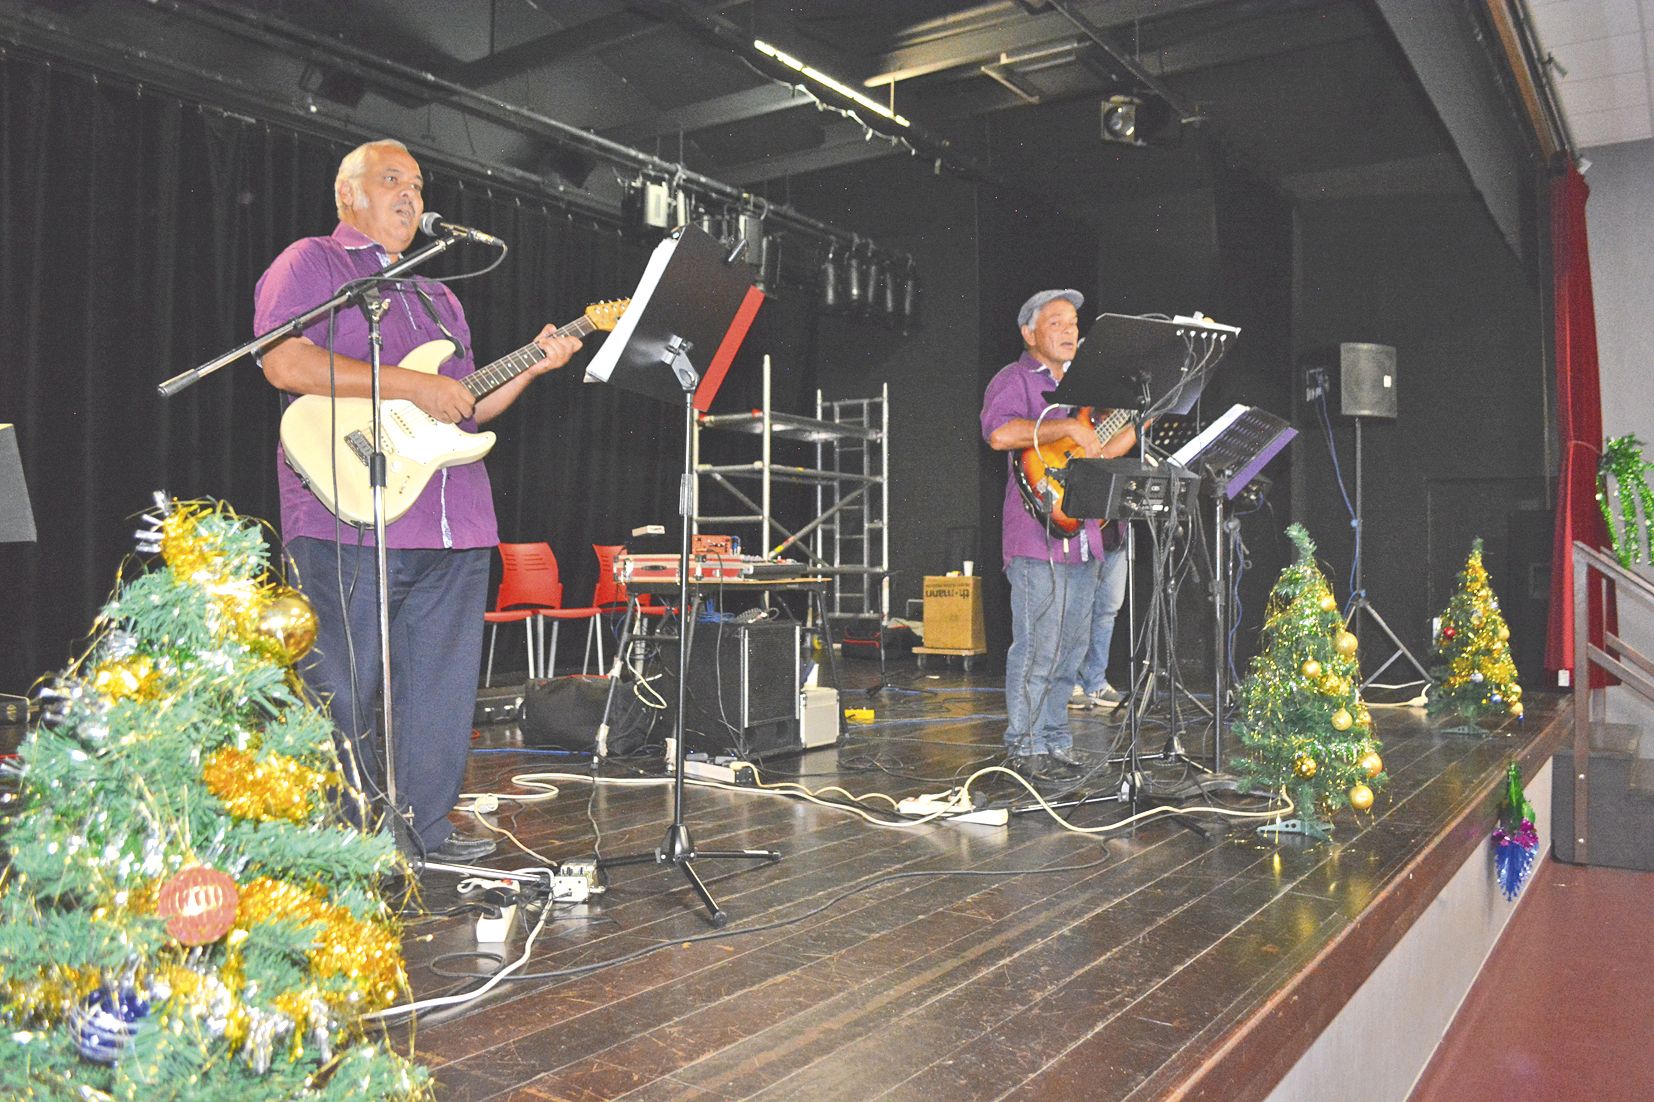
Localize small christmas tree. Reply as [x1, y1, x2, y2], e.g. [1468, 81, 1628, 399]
[1231, 524, 1386, 835]
[0, 499, 428, 1100]
[1427, 538, 1523, 725]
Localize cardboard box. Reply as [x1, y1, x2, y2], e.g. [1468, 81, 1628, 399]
[922, 576, 986, 651]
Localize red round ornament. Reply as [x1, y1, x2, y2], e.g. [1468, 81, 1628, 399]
[1442, 625, 1457, 641]
[156, 866, 240, 946]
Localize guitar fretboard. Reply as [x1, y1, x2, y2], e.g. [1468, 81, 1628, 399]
[461, 314, 603, 399]
[1092, 407, 1134, 443]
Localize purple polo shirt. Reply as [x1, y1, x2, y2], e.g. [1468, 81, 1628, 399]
[255, 223, 499, 549]
[981, 351, 1103, 568]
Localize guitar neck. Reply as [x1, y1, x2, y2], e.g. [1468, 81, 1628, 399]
[1093, 407, 1134, 442]
[461, 314, 601, 399]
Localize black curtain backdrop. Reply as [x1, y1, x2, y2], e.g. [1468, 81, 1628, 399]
[0, 57, 817, 693]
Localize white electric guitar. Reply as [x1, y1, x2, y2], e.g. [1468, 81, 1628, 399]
[279, 298, 628, 525]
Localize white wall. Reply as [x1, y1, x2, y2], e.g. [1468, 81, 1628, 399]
[1266, 761, 1553, 1102]
[1583, 141, 1654, 747]
[1584, 139, 1654, 441]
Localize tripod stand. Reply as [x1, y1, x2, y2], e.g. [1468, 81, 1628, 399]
[585, 226, 778, 926]
[1344, 416, 1431, 693]
[598, 363, 779, 926]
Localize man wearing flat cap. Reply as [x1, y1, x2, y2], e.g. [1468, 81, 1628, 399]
[981, 289, 1137, 783]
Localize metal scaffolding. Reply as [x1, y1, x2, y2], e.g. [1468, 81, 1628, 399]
[693, 355, 889, 629]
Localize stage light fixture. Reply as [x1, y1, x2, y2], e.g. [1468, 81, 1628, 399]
[755, 233, 782, 293]
[845, 243, 868, 310]
[1100, 95, 1144, 146]
[819, 244, 841, 312]
[899, 256, 920, 331]
[877, 256, 898, 320]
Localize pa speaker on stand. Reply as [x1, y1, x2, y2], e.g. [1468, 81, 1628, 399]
[1326, 342, 1431, 699]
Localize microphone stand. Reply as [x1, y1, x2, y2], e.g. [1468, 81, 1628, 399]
[157, 232, 463, 859]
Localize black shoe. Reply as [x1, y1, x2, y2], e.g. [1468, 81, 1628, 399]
[1047, 746, 1085, 770]
[426, 833, 497, 863]
[1009, 752, 1050, 781]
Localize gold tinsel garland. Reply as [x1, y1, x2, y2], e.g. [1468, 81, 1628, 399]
[201, 747, 332, 823]
[235, 878, 406, 1013]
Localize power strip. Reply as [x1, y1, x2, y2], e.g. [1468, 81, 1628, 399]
[675, 758, 758, 786]
[897, 789, 1008, 826]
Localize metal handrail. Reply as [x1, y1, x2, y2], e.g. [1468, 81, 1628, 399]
[1570, 541, 1654, 863]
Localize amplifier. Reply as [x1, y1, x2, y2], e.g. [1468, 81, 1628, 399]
[1060, 458, 1201, 520]
[656, 620, 802, 759]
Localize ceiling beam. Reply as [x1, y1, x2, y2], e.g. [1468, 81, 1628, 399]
[719, 125, 908, 185]
[601, 84, 815, 148]
[440, 10, 660, 88]
[864, 0, 1228, 87]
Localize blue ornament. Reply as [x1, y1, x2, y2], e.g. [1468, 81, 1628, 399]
[72, 985, 149, 1064]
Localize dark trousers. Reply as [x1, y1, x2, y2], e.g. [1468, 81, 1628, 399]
[286, 536, 489, 851]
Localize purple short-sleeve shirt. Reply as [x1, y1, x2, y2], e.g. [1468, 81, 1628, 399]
[981, 351, 1103, 569]
[254, 223, 499, 550]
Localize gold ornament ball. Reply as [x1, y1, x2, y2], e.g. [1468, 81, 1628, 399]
[253, 589, 319, 665]
[1331, 707, 1354, 732]
[1302, 658, 1323, 679]
[1320, 672, 1343, 695]
[1358, 750, 1383, 778]
[1508, 684, 1522, 702]
[1318, 594, 1338, 613]
[1509, 701, 1524, 718]
[93, 655, 158, 702]
[1348, 783, 1375, 812]
[1335, 631, 1359, 657]
[1497, 624, 1510, 642]
[1293, 752, 1318, 779]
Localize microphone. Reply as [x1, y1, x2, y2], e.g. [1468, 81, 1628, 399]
[419, 212, 504, 247]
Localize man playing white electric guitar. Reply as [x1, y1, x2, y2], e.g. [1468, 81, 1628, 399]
[256, 138, 581, 865]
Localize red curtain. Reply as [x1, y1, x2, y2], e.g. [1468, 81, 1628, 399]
[1545, 165, 1614, 687]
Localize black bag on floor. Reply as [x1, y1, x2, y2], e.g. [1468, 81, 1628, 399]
[520, 675, 656, 757]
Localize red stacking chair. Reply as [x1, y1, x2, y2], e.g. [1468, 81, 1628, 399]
[483, 542, 560, 686]
[538, 545, 603, 677]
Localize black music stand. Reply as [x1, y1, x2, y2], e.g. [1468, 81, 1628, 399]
[1051, 313, 1233, 420]
[1169, 404, 1296, 763]
[584, 225, 776, 926]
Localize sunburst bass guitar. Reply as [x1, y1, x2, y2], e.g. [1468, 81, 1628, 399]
[1015, 406, 1136, 537]
[280, 298, 628, 526]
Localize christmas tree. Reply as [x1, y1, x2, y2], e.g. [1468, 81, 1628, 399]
[1427, 538, 1523, 724]
[0, 499, 428, 1100]
[1231, 524, 1386, 833]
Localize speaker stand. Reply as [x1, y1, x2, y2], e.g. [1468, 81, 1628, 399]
[1345, 416, 1432, 694]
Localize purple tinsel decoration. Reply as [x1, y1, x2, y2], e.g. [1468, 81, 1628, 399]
[1491, 818, 1539, 900]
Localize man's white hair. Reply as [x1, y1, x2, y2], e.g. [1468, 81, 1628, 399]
[335, 139, 411, 219]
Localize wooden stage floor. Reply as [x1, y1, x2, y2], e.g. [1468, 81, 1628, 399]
[398, 667, 1566, 1101]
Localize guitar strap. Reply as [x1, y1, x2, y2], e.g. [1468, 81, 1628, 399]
[410, 282, 467, 361]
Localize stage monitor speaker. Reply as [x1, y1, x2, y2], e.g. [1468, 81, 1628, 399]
[1335, 343, 1397, 419]
[658, 620, 801, 758]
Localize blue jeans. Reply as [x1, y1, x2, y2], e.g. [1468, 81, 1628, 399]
[286, 537, 490, 851]
[1079, 538, 1130, 693]
[1004, 556, 1099, 755]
